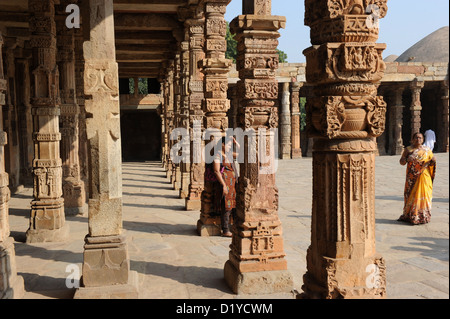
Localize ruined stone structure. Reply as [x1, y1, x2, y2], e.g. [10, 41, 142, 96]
[0, 0, 448, 299]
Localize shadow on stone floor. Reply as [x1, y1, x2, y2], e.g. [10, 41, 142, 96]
[122, 192, 180, 200]
[122, 183, 175, 191]
[8, 207, 30, 218]
[14, 244, 83, 264]
[19, 272, 76, 299]
[123, 201, 186, 211]
[124, 221, 198, 237]
[130, 260, 232, 294]
[390, 237, 449, 262]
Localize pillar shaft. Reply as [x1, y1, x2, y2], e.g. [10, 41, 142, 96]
[197, 0, 232, 236]
[0, 32, 25, 300]
[75, 0, 137, 298]
[410, 80, 424, 137]
[280, 82, 291, 159]
[185, 14, 206, 211]
[27, 0, 68, 243]
[392, 85, 405, 155]
[179, 32, 191, 199]
[224, 1, 293, 294]
[291, 81, 302, 158]
[56, 1, 86, 215]
[301, 0, 388, 299]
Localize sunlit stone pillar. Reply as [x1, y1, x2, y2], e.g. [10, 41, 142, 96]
[280, 82, 291, 159]
[410, 80, 424, 137]
[179, 34, 191, 199]
[27, 0, 69, 243]
[74, 0, 138, 298]
[0, 33, 25, 300]
[301, 0, 388, 299]
[197, 0, 232, 236]
[224, 0, 293, 294]
[291, 81, 302, 158]
[391, 84, 405, 155]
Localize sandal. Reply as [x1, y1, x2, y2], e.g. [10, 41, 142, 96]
[222, 232, 232, 237]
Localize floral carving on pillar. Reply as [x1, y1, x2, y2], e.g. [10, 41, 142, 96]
[197, 0, 232, 236]
[27, 0, 69, 243]
[223, 0, 293, 295]
[301, 0, 388, 299]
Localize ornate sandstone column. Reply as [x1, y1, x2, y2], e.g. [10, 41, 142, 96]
[410, 80, 424, 137]
[301, 0, 388, 299]
[197, 0, 232, 236]
[291, 81, 302, 159]
[185, 11, 206, 211]
[280, 82, 291, 159]
[0, 33, 25, 300]
[391, 84, 405, 155]
[3, 39, 22, 193]
[27, 0, 69, 243]
[74, 0, 138, 298]
[177, 20, 191, 199]
[56, 1, 86, 216]
[224, 0, 293, 294]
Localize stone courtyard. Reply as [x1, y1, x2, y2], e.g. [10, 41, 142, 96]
[8, 152, 449, 299]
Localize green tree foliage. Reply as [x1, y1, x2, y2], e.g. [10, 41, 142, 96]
[225, 22, 237, 63]
[129, 78, 149, 95]
[226, 22, 288, 63]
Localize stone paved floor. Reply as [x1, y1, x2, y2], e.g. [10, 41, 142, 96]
[7, 153, 449, 299]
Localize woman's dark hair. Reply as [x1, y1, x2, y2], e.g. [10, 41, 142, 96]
[412, 132, 423, 140]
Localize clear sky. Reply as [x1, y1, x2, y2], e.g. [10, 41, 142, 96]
[224, 0, 450, 63]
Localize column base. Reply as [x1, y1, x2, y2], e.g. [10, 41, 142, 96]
[73, 270, 139, 299]
[26, 224, 70, 244]
[185, 198, 201, 211]
[65, 203, 87, 216]
[224, 260, 293, 295]
[0, 238, 25, 299]
[291, 149, 302, 159]
[299, 271, 386, 299]
[196, 219, 221, 236]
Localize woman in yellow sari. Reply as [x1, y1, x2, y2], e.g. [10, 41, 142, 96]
[398, 132, 436, 225]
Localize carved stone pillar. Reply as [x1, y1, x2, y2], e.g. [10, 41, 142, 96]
[391, 84, 405, 155]
[410, 80, 424, 137]
[74, 27, 89, 198]
[165, 65, 175, 180]
[0, 33, 25, 300]
[440, 80, 449, 152]
[16, 57, 34, 187]
[27, 0, 69, 243]
[185, 13, 205, 211]
[225, 0, 293, 295]
[74, 0, 138, 298]
[178, 28, 191, 199]
[172, 53, 182, 191]
[56, 1, 86, 216]
[280, 82, 291, 159]
[3, 39, 22, 194]
[291, 81, 302, 158]
[301, 0, 388, 299]
[197, 0, 232, 236]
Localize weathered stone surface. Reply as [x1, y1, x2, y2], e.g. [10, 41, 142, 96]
[27, 0, 67, 243]
[226, 1, 292, 295]
[301, 0, 388, 299]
